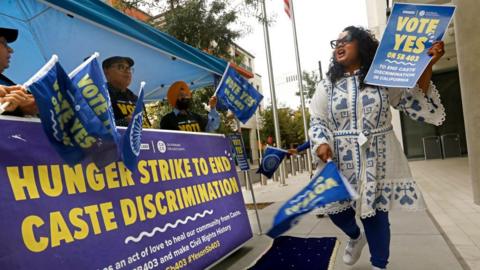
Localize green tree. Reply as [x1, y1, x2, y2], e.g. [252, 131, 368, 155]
[291, 108, 309, 143]
[120, 0, 272, 56]
[161, 0, 240, 58]
[259, 106, 308, 148]
[296, 71, 320, 100]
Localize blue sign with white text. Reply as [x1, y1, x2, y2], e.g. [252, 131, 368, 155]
[365, 3, 455, 88]
[228, 133, 250, 171]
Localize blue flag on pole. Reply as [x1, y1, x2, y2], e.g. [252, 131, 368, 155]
[27, 56, 85, 164]
[122, 82, 145, 172]
[69, 53, 121, 164]
[213, 74, 228, 111]
[26, 55, 107, 165]
[257, 146, 289, 179]
[216, 96, 229, 112]
[69, 53, 118, 139]
[215, 65, 263, 124]
[267, 162, 357, 238]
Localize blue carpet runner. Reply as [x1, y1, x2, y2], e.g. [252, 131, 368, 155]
[249, 236, 338, 270]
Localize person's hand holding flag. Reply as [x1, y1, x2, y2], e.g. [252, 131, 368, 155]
[0, 84, 37, 115]
[0, 85, 28, 112]
[209, 96, 217, 109]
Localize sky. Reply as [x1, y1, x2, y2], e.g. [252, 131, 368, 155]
[235, 0, 369, 109]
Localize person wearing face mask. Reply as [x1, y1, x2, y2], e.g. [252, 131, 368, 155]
[160, 81, 220, 132]
[309, 26, 446, 270]
[0, 27, 37, 116]
[103, 56, 151, 128]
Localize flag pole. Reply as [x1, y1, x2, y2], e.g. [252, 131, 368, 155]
[255, 110, 266, 185]
[235, 118, 262, 235]
[261, 0, 286, 186]
[289, 0, 312, 174]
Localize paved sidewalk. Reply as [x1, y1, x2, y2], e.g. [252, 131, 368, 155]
[411, 158, 480, 270]
[211, 171, 464, 270]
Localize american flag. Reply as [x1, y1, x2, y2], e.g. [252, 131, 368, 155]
[284, 0, 292, 18]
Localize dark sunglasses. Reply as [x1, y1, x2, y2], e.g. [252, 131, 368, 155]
[330, 34, 353, 49]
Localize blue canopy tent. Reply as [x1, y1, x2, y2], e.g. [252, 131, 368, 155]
[0, 0, 228, 101]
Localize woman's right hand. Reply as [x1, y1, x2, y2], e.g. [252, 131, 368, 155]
[316, 143, 333, 163]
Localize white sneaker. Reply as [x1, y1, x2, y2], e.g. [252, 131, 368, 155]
[343, 232, 367, 265]
[372, 267, 386, 270]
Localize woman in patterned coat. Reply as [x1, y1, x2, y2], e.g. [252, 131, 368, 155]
[309, 26, 446, 270]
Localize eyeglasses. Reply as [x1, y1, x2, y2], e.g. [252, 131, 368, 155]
[330, 34, 353, 49]
[112, 64, 134, 73]
[0, 39, 11, 49]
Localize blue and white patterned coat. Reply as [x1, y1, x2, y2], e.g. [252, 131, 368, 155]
[309, 72, 445, 218]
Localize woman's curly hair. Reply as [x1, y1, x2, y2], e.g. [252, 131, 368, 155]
[327, 26, 379, 89]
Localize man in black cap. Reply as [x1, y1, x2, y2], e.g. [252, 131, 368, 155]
[0, 27, 37, 116]
[103, 56, 151, 127]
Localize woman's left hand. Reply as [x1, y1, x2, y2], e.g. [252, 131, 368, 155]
[428, 41, 445, 66]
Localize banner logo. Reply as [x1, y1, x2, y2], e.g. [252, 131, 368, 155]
[263, 154, 281, 172]
[130, 112, 143, 156]
[157, 140, 167, 153]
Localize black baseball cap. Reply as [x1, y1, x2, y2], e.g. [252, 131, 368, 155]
[0, 27, 18, 43]
[102, 56, 134, 69]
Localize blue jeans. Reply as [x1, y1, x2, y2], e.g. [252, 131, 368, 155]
[329, 208, 390, 268]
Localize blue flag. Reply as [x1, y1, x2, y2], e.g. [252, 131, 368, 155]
[216, 96, 229, 112]
[213, 74, 228, 112]
[215, 65, 263, 124]
[70, 54, 118, 139]
[69, 54, 121, 164]
[26, 56, 108, 165]
[122, 82, 145, 172]
[257, 146, 289, 179]
[267, 162, 357, 238]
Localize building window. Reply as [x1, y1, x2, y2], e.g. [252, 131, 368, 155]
[400, 70, 467, 159]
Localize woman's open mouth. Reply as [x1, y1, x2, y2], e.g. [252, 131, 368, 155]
[336, 48, 346, 60]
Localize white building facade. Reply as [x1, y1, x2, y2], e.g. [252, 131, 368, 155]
[365, 0, 480, 203]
